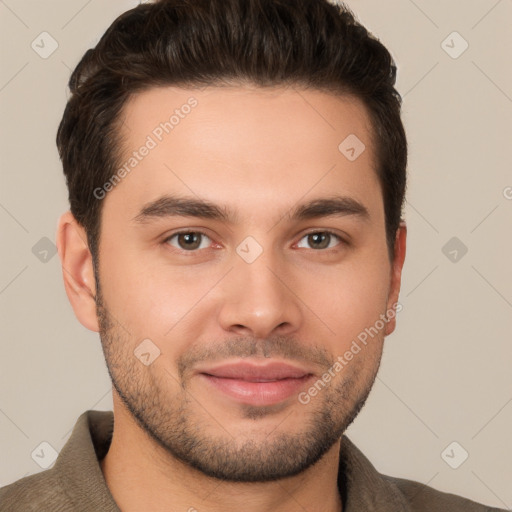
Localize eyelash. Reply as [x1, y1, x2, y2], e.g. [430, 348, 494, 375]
[162, 229, 347, 254]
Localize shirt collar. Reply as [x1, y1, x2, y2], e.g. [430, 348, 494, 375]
[56, 410, 410, 511]
[338, 435, 410, 511]
[55, 410, 119, 511]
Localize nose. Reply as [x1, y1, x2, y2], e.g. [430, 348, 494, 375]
[216, 245, 303, 340]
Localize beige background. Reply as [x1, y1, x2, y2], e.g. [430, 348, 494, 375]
[1, 0, 511, 508]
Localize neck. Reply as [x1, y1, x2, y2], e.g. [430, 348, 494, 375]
[100, 400, 343, 512]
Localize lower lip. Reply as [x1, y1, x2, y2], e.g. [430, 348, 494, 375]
[200, 374, 314, 406]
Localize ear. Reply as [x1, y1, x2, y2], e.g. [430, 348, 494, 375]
[384, 220, 407, 336]
[56, 211, 99, 332]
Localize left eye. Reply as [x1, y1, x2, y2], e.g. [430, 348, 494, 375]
[165, 231, 212, 251]
[296, 231, 342, 250]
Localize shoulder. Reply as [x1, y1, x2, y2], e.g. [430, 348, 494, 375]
[0, 410, 116, 512]
[383, 473, 506, 512]
[339, 435, 505, 512]
[0, 469, 73, 512]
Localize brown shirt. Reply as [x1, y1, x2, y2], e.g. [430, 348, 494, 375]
[0, 410, 504, 511]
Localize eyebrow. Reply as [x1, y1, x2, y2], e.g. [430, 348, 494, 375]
[132, 194, 370, 225]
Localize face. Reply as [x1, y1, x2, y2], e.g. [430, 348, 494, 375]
[92, 85, 404, 482]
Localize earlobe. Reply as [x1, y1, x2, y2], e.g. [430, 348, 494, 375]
[384, 220, 407, 336]
[56, 211, 100, 332]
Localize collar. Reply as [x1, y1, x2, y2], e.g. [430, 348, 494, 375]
[56, 410, 410, 511]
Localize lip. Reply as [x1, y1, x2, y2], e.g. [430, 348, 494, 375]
[198, 361, 312, 380]
[196, 361, 315, 406]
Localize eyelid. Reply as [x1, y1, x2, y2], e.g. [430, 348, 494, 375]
[163, 229, 215, 251]
[163, 228, 348, 253]
[294, 229, 346, 249]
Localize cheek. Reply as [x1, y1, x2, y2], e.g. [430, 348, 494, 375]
[99, 219, 391, 357]
[99, 244, 223, 342]
[304, 253, 390, 352]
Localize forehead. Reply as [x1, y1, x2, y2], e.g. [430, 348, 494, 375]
[107, 85, 382, 225]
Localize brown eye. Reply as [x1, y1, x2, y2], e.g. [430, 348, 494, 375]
[165, 231, 211, 251]
[296, 231, 342, 250]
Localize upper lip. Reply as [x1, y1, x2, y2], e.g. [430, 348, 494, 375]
[197, 361, 313, 381]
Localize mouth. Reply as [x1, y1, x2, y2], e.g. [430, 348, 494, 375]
[197, 361, 315, 406]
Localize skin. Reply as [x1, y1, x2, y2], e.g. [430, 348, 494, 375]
[57, 85, 406, 512]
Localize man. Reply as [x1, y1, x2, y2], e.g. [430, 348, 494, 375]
[0, 0, 505, 510]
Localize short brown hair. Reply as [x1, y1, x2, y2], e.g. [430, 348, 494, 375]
[56, 0, 407, 265]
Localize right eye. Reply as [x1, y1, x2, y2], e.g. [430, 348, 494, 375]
[164, 231, 214, 252]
